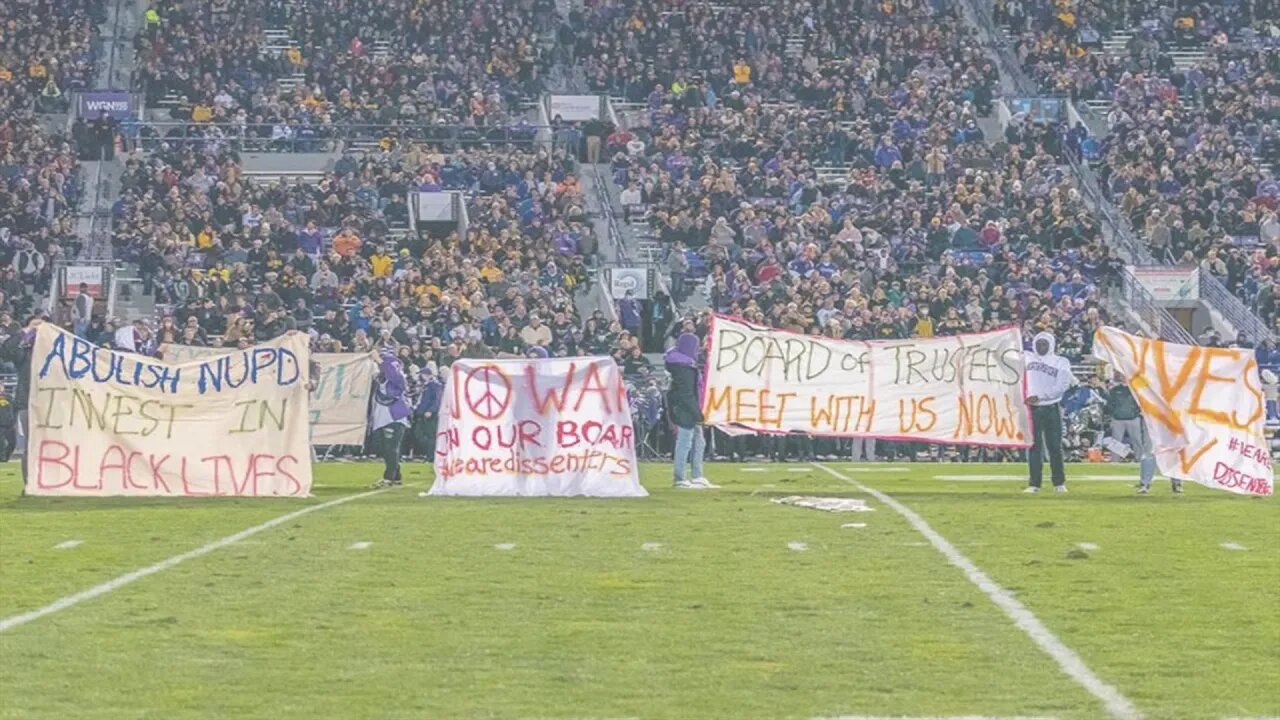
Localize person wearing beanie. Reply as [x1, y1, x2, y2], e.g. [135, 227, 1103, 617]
[1023, 331, 1073, 493]
[412, 364, 443, 461]
[664, 333, 718, 489]
[371, 349, 411, 488]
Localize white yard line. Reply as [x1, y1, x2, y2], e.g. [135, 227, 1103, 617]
[0, 486, 403, 634]
[53, 540, 83, 550]
[813, 463, 1143, 720]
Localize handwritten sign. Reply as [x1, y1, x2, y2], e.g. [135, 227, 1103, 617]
[703, 316, 1032, 447]
[1093, 327, 1273, 496]
[426, 357, 646, 497]
[28, 324, 313, 497]
[159, 344, 376, 445]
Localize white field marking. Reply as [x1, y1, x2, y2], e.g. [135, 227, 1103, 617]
[494, 543, 516, 551]
[0, 485, 403, 634]
[812, 463, 1142, 720]
[348, 541, 373, 550]
[743, 467, 768, 472]
[934, 474, 1134, 482]
[787, 541, 808, 551]
[841, 523, 867, 529]
[641, 542, 663, 551]
[1221, 542, 1248, 551]
[1077, 543, 1100, 551]
[835, 465, 910, 472]
[53, 540, 83, 550]
[814, 716, 1058, 720]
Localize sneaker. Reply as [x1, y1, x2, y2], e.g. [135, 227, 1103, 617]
[673, 480, 702, 489]
[1024, 486, 1040, 494]
[372, 478, 395, 489]
[1136, 485, 1150, 495]
[1054, 485, 1069, 493]
[1171, 480, 1184, 494]
[690, 477, 720, 489]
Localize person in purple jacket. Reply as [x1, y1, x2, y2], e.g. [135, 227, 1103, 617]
[371, 349, 411, 488]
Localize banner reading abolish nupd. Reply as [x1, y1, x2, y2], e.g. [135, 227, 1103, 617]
[160, 344, 376, 445]
[703, 316, 1032, 447]
[427, 357, 646, 497]
[1093, 326, 1273, 496]
[28, 325, 314, 497]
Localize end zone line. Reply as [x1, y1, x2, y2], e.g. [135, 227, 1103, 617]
[812, 463, 1143, 720]
[0, 486, 406, 634]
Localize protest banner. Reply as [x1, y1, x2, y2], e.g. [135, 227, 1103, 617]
[1093, 327, 1273, 496]
[159, 344, 376, 445]
[427, 357, 646, 497]
[702, 316, 1032, 447]
[28, 325, 314, 497]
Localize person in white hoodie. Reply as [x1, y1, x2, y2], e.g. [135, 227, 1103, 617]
[1024, 331, 1073, 493]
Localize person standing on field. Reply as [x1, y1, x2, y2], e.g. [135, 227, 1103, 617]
[1105, 370, 1181, 494]
[371, 349, 411, 488]
[1024, 331, 1072, 493]
[665, 333, 717, 489]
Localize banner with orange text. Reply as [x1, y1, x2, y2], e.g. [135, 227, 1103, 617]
[702, 316, 1032, 447]
[1093, 327, 1272, 496]
[427, 357, 646, 497]
[27, 324, 313, 497]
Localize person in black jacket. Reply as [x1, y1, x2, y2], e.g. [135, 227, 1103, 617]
[664, 333, 717, 489]
[0, 317, 39, 489]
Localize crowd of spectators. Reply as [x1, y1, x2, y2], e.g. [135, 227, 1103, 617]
[133, 0, 555, 142]
[1002, 1, 1279, 332]
[0, 0, 102, 315]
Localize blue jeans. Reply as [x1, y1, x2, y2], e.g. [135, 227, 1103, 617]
[673, 425, 705, 483]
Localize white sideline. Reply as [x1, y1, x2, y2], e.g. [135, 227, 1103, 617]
[812, 463, 1143, 720]
[0, 486, 400, 634]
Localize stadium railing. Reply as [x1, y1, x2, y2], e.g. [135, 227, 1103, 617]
[128, 122, 549, 153]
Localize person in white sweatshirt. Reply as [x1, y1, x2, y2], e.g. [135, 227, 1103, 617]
[1024, 331, 1074, 493]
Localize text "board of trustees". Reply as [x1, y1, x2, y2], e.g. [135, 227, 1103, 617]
[702, 316, 1033, 446]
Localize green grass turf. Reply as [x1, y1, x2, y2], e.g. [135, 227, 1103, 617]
[0, 460, 1276, 719]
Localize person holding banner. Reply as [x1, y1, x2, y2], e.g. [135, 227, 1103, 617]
[371, 350, 412, 488]
[1024, 331, 1073, 493]
[665, 333, 718, 489]
[1104, 370, 1181, 494]
[412, 365, 443, 461]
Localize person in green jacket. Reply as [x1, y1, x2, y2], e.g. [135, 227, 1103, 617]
[1105, 371, 1181, 494]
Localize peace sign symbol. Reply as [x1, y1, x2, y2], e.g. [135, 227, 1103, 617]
[463, 364, 512, 420]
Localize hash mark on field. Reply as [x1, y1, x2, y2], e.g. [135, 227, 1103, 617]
[494, 543, 516, 551]
[0, 485, 406, 634]
[1076, 543, 1100, 551]
[839, 465, 909, 472]
[1220, 542, 1248, 551]
[787, 541, 808, 551]
[348, 541, 372, 551]
[53, 540, 83, 550]
[641, 542, 663, 551]
[743, 467, 768, 472]
[813, 463, 1142, 720]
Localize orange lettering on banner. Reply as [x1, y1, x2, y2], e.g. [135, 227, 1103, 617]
[703, 385, 733, 419]
[1237, 359, 1266, 429]
[808, 394, 874, 433]
[1189, 347, 1246, 429]
[897, 396, 938, 433]
[952, 392, 1021, 440]
[1179, 439, 1218, 475]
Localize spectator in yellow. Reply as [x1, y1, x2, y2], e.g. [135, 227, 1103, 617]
[370, 247, 393, 277]
[286, 46, 303, 67]
[196, 225, 216, 249]
[28, 61, 47, 80]
[914, 307, 935, 337]
[732, 59, 751, 85]
[0, 66, 12, 84]
[191, 101, 213, 122]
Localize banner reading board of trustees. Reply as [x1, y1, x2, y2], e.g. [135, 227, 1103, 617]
[160, 343, 376, 445]
[27, 325, 313, 497]
[1093, 326, 1273, 496]
[703, 316, 1032, 446]
[427, 357, 646, 497]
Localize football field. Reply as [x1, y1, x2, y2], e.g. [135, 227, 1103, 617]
[0, 460, 1276, 720]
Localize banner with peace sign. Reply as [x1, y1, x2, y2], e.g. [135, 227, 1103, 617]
[427, 357, 647, 497]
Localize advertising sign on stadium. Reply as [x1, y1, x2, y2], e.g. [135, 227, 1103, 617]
[702, 316, 1032, 447]
[1130, 266, 1199, 301]
[159, 344, 376, 445]
[427, 357, 646, 497]
[64, 266, 104, 297]
[77, 90, 135, 120]
[548, 94, 602, 122]
[1093, 327, 1273, 496]
[27, 325, 314, 497]
[608, 267, 651, 299]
